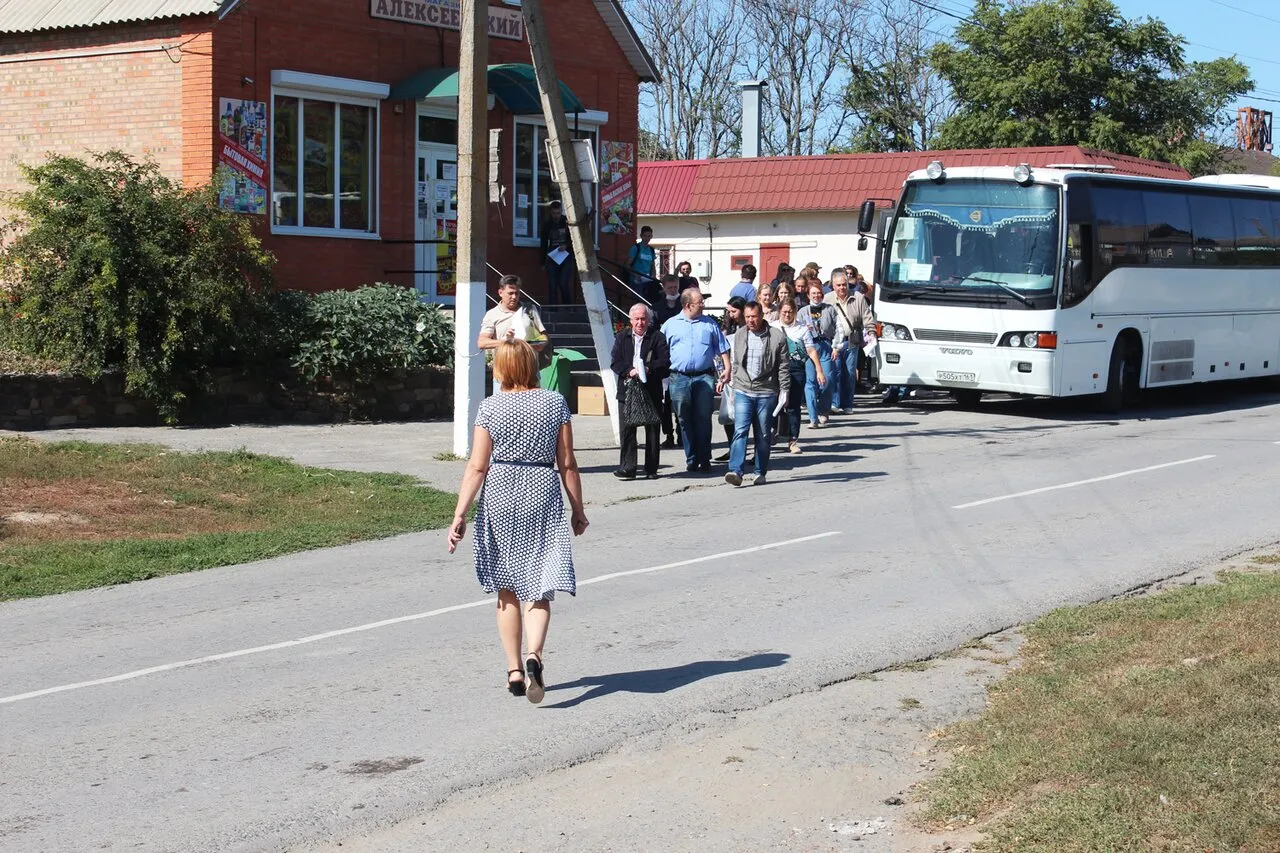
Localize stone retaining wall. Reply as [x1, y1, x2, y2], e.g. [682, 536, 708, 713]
[0, 367, 453, 430]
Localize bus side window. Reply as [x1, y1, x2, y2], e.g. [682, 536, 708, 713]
[1233, 196, 1275, 266]
[1093, 186, 1147, 274]
[1143, 190, 1192, 266]
[1190, 195, 1237, 266]
[1063, 222, 1095, 307]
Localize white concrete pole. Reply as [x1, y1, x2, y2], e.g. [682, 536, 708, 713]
[522, 0, 620, 445]
[453, 0, 488, 456]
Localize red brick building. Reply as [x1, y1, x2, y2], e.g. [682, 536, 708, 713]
[0, 0, 655, 303]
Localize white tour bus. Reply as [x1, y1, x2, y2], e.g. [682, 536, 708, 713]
[859, 162, 1280, 410]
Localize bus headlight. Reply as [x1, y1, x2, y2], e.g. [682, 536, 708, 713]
[882, 323, 913, 341]
[1000, 332, 1058, 349]
[925, 160, 945, 182]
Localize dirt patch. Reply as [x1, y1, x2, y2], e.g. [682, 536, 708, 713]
[0, 477, 255, 543]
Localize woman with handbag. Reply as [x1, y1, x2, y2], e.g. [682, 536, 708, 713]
[610, 304, 671, 479]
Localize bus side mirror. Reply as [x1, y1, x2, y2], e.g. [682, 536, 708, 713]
[858, 199, 876, 234]
[857, 236, 868, 251]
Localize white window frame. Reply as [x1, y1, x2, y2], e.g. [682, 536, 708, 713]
[512, 110, 608, 248]
[269, 70, 388, 239]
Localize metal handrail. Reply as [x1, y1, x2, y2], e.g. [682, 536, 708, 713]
[597, 257, 654, 306]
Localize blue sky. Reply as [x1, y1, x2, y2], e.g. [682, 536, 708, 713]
[942, 0, 1280, 122]
[1117, 0, 1280, 112]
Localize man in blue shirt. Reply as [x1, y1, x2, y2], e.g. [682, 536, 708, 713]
[728, 263, 759, 302]
[660, 289, 731, 472]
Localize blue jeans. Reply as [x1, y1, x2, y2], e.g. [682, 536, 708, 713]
[804, 338, 834, 424]
[669, 371, 715, 467]
[546, 259, 573, 304]
[831, 343, 859, 409]
[729, 392, 777, 477]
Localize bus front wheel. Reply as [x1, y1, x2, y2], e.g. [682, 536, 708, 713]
[1101, 337, 1139, 413]
[950, 389, 983, 409]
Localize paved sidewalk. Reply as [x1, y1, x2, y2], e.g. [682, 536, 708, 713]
[4, 406, 891, 506]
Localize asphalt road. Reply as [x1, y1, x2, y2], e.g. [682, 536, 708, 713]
[3, 382, 1280, 851]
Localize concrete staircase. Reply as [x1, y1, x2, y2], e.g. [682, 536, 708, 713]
[541, 303, 605, 388]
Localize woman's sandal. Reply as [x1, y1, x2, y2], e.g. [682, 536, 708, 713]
[507, 669, 526, 697]
[524, 654, 545, 705]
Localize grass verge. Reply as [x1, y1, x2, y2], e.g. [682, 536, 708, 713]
[0, 437, 455, 600]
[919, 568, 1280, 852]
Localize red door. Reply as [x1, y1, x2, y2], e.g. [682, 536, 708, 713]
[759, 243, 791, 284]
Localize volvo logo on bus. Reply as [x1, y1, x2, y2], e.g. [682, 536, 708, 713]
[939, 347, 973, 356]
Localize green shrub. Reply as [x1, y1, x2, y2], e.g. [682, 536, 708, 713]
[0, 151, 275, 420]
[288, 284, 454, 383]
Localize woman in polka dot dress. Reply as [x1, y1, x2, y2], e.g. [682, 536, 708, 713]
[448, 339, 589, 704]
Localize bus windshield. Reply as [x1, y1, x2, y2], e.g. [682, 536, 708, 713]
[884, 179, 1061, 304]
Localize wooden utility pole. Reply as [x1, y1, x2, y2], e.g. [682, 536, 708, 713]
[522, 0, 620, 444]
[453, 0, 489, 456]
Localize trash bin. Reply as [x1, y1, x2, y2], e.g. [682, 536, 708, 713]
[539, 347, 589, 401]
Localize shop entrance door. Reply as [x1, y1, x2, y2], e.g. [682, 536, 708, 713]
[415, 143, 458, 303]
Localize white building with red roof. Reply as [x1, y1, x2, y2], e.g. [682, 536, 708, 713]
[636, 147, 1189, 304]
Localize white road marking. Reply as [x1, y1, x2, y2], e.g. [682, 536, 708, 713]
[0, 531, 840, 706]
[952, 455, 1217, 510]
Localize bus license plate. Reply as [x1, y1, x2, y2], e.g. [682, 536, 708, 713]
[937, 370, 977, 383]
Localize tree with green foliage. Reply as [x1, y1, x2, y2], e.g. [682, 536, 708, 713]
[841, 0, 953, 153]
[0, 151, 275, 420]
[930, 0, 1252, 174]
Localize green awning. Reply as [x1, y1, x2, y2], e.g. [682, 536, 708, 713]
[388, 62, 585, 114]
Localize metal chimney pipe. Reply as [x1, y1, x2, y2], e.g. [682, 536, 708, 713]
[739, 79, 767, 158]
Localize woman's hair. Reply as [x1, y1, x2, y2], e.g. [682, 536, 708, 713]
[727, 295, 748, 311]
[493, 339, 539, 390]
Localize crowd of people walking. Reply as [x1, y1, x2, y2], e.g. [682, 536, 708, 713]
[611, 260, 880, 487]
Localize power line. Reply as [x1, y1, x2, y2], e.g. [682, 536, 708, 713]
[1184, 40, 1280, 68]
[1204, 0, 1280, 27]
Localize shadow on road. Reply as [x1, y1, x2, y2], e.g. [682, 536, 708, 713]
[899, 377, 1280, 424]
[541, 652, 790, 709]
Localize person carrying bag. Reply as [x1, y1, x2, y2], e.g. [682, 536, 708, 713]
[609, 304, 671, 480]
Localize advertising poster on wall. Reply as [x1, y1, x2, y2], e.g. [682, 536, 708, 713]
[217, 98, 268, 215]
[436, 218, 458, 297]
[600, 141, 635, 234]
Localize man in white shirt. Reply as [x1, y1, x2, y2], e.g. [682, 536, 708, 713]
[478, 274, 549, 393]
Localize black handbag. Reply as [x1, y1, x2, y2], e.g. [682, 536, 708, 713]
[620, 377, 660, 427]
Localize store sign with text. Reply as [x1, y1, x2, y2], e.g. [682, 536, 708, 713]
[370, 0, 524, 41]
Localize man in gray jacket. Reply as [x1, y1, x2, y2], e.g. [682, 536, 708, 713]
[725, 301, 791, 487]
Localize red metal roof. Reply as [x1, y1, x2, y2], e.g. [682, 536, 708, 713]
[637, 147, 1191, 215]
[635, 161, 701, 215]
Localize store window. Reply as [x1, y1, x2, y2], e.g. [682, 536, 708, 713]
[272, 94, 378, 235]
[513, 121, 598, 244]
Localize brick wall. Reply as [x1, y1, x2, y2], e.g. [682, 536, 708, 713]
[0, 3, 643, 301]
[0, 21, 197, 196]
[208, 0, 643, 297]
